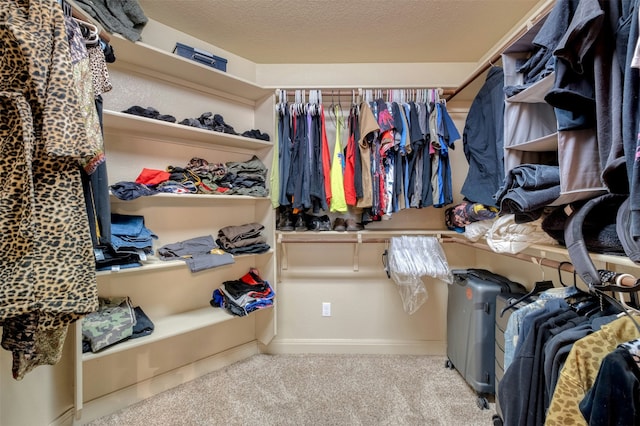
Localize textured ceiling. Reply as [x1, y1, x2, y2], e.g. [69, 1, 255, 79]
[138, 0, 543, 64]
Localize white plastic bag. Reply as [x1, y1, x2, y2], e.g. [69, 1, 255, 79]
[387, 236, 453, 314]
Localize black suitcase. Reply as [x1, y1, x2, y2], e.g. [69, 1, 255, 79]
[446, 269, 526, 410]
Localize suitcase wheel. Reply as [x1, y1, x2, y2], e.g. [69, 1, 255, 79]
[476, 396, 489, 410]
[444, 359, 454, 369]
[492, 414, 504, 426]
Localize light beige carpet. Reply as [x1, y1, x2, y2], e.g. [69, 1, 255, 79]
[87, 354, 496, 426]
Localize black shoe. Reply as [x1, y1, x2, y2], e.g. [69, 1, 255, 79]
[278, 211, 294, 232]
[293, 214, 307, 231]
[213, 114, 237, 134]
[317, 215, 331, 231]
[198, 112, 215, 129]
[179, 118, 205, 128]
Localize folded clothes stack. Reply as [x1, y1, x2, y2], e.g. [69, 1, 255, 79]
[96, 213, 157, 271]
[216, 222, 270, 255]
[82, 296, 154, 353]
[210, 268, 275, 317]
[109, 155, 269, 200]
[157, 235, 235, 272]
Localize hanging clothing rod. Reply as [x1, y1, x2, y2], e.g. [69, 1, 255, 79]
[449, 237, 639, 288]
[445, 1, 554, 102]
[278, 88, 456, 99]
[67, 1, 111, 42]
[277, 237, 389, 244]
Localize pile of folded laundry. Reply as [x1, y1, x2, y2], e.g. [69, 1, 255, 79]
[210, 268, 275, 317]
[216, 222, 270, 255]
[157, 235, 234, 272]
[82, 296, 154, 353]
[96, 213, 157, 271]
[109, 155, 269, 200]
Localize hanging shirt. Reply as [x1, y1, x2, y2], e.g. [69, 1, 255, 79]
[278, 105, 292, 206]
[320, 106, 332, 208]
[330, 107, 348, 212]
[433, 102, 460, 207]
[356, 102, 380, 208]
[399, 105, 412, 209]
[344, 107, 358, 206]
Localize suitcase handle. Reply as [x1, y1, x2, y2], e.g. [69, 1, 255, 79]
[193, 52, 216, 65]
[466, 269, 521, 292]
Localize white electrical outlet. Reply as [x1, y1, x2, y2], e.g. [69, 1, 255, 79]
[322, 302, 331, 317]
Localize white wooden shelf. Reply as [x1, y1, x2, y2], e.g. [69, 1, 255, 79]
[82, 306, 273, 361]
[103, 110, 272, 151]
[74, 19, 277, 421]
[276, 229, 458, 241]
[96, 250, 274, 276]
[525, 243, 639, 269]
[450, 237, 640, 272]
[109, 191, 271, 204]
[108, 35, 270, 102]
[506, 132, 557, 152]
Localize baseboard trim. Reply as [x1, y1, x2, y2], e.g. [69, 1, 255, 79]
[73, 341, 260, 425]
[50, 408, 75, 426]
[264, 338, 446, 356]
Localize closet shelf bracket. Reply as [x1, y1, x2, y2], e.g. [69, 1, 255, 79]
[278, 233, 288, 274]
[353, 233, 362, 272]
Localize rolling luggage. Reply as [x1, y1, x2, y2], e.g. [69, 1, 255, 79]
[445, 269, 526, 410]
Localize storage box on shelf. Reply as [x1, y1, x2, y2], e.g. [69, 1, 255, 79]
[173, 42, 228, 72]
[74, 35, 276, 422]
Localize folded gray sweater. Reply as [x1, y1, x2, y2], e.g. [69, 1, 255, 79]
[74, 0, 148, 41]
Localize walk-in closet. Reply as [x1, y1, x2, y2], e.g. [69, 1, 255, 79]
[2, 1, 640, 425]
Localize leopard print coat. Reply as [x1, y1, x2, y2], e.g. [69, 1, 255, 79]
[1, 0, 98, 378]
[545, 316, 640, 425]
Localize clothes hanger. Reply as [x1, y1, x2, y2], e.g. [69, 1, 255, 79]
[72, 17, 99, 45]
[499, 257, 554, 317]
[61, 0, 72, 17]
[591, 286, 640, 333]
[554, 260, 598, 314]
[612, 273, 640, 315]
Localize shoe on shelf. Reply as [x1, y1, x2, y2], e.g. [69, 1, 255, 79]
[333, 217, 346, 232]
[197, 111, 215, 129]
[213, 114, 237, 134]
[293, 214, 307, 231]
[179, 118, 205, 128]
[306, 215, 321, 231]
[345, 218, 363, 231]
[317, 215, 331, 231]
[242, 129, 271, 141]
[307, 215, 331, 231]
[278, 213, 294, 232]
